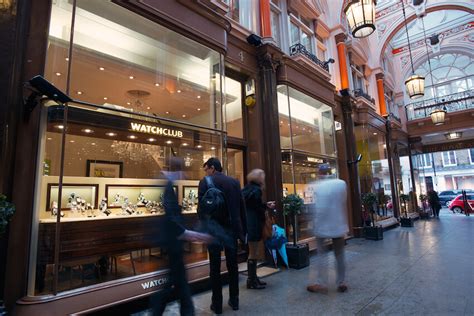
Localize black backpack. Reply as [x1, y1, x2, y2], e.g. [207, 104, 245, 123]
[198, 176, 229, 227]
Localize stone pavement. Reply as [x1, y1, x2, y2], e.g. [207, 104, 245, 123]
[149, 209, 474, 315]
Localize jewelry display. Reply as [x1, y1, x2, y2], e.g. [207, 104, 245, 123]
[50, 201, 58, 216]
[99, 197, 111, 216]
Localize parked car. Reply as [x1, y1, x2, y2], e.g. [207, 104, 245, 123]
[439, 190, 473, 207]
[448, 194, 474, 214]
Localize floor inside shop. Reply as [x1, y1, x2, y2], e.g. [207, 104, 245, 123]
[131, 207, 473, 316]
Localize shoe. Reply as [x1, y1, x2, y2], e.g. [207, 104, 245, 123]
[210, 303, 222, 315]
[256, 277, 267, 286]
[228, 298, 239, 311]
[337, 283, 348, 293]
[247, 278, 265, 289]
[306, 284, 328, 294]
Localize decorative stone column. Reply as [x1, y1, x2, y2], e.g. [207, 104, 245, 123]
[385, 118, 400, 218]
[335, 33, 349, 90]
[376, 73, 387, 116]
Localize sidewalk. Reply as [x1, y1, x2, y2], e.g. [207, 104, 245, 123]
[148, 209, 474, 315]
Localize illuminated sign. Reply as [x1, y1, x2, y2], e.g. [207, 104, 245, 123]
[307, 157, 324, 163]
[130, 123, 183, 138]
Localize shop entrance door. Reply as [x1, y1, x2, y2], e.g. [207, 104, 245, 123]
[227, 147, 246, 187]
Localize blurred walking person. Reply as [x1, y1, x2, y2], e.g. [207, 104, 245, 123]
[428, 190, 441, 218]
[307, 164, 349, 294]
[151, 157, 213, 316]
[198, 158, 247, 315]
[242, 169, 275, 289]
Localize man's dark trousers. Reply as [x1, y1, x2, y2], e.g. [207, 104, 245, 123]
[208, 239, 239, 309]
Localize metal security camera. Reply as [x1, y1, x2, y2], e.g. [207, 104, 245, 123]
[28, 75, 72, 104]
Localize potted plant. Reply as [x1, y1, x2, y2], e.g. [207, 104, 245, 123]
[0, 194, 15, 312]
[361, 192, 383, 240]
[399, 193, 414, 227]
[282, 194, 308, 269]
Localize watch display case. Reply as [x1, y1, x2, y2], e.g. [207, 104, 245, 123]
[46, 183, 99, 212]
[182, 186, 199, 214]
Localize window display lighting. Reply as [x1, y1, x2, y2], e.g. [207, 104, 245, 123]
[82, 128, 93, 133]
[106, 132, 116, 137]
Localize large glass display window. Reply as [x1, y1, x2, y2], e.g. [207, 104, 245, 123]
[31, 0, 225, 296]
[277, 85, 337, 243]
[355, 125, 393, 220]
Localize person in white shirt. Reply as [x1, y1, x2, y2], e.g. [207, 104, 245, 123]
[306, 163, 349, 294]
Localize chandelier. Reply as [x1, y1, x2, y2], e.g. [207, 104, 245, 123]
[402, 0, 425, 99]
[344, 0, 377, 38]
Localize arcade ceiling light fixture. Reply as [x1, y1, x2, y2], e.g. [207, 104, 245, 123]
[430, 107, 447, 126]
[445, 131, 462, 140]
[344, 0, 377, 38]
[402, 0, 425, 99]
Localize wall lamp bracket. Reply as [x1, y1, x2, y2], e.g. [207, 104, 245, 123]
[347, 154, 362, 165]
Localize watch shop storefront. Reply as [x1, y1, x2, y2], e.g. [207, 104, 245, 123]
[15, 1, 235, 314]
[278, 85, 338, 249]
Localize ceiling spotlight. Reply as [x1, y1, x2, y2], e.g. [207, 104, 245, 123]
[147, 138, 156, 142]
[182, 114, 187, 118]
[155, 83, 160, 87]
[103, 97, 108, 100]
[55, 72, 61, 76]
[165, 140, 173, 144]
[197, 108, 201, 111]
[65, 57, 69, 61]
[373, 132, 378, 135]
[146, 106, 151, 110]
[196, 145, 203, 148]
[197, 95, 201, 99]
[177, 90, 181, 93]
[55, 125, 64, 129]
[47, 137, 52, 141]
[126, 102, 131, 105]
[165, 111, 170, 114]
[127, 135, 137, 139]
[91, 142, 96, 146]
[77, 91, 83, 95]
[69, 140, 75, 143]
[211, 146, 216, 150]
[182, 143, 188, 146]
[106, 132, 117, 137]
[99, 67, 105, 71]
[82, 128, 94, 133]
[129, 75, 134, 79]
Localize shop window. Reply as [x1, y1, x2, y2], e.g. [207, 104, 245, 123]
[228, 0, 260, 34]
[225, 77, 244, 139]
[442, 151, 457, 166]
[34, 0, 225, 296]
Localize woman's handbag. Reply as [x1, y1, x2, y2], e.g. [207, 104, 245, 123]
[262, 209, 275, 240]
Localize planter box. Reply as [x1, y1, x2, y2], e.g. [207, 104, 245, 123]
[400, 217, 415, 227]
[364, 226, 383, 240]
[286, 243, 309, 269]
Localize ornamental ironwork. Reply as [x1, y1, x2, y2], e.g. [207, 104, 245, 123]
[289, 43, 329, 72]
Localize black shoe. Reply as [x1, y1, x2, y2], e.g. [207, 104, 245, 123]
[210, 303, 222, 315]
[228, 298, 239, 311]
[247, 278, 265, 289]
[256, 277, 267, 286]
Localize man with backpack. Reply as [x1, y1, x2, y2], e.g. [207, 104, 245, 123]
[198, 157, 247, 315]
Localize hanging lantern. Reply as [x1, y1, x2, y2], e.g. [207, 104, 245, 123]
[430, 107, 447, 125]
[405, 74, 425, 99]
[344, 0, 377, 38]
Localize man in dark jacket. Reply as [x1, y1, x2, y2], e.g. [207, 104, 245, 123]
[198, 157, 247, 315]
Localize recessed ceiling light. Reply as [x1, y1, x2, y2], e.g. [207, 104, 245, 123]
[69, 140, 75, 143]
[82, 128, 93, 133]
[165, 111, 170, 114]
[373, 132, 377, 135]
[99, 67, 105, 71]
[106, 132, 117, 137]
[197, 108, 201, 111]
[177, 90, 181, 93]
[55, 72, 61, 76]
[91, 142, 96, 146]
[197, 95, 201, 99]
[55, 125, 64, 129]
[77, 91, 83, 95]
[103, 97, 108, 100]
[196, 145, 203, 148]
[65, 57, 69, 61]
[165, 140, 173, 144]
[146, 106, 151, 110]
[182, 143, 188, 146]
[47, 137, 52, 141]
[126, 102, 131, 105]
[182, 114, 187, 118]
[155, 83, 160, 87]
[147, 138, 156, 142]
[280, 121, 283, 124]
[111, 144, 115, 148]
[127, 135, 137, 139]
[211, 146, 216, 150]
[129, 75, 134, 79]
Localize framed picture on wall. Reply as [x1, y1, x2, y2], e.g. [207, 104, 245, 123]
[86, 160, 123, 178]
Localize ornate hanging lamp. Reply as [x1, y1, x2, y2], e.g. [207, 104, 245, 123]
[430, 107, 447, 125]
[401, 0, 425, 99]
[344, 0, 377, 38]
